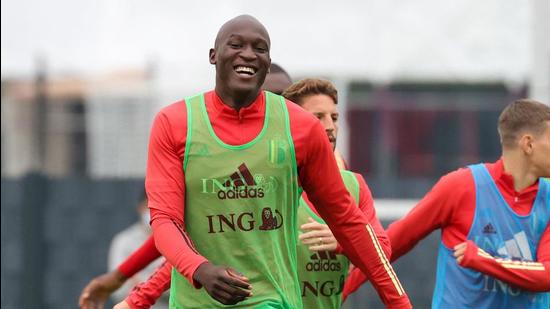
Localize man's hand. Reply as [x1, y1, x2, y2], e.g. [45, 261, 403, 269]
[454, 242, 469, 264]
[79, 270, 127, 309]
[193, 262, 252, 305]
[113, 300, 131, 309]
[298, 217, 338, 252]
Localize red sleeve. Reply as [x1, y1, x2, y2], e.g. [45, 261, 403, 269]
[342, 265, 368, 301]
[355, 173, 391, 258]
[459, 225, 550, 292]
[387, 168, 474, 262]
[343, 168, 474, 300]
[325, 174, 391, 259]
[340, 174, 390, 302]
[289, 104, 410, 308]
[117, 236, 162, 278]
[126, 261, 172, 309]
[146, 103, 208, 287]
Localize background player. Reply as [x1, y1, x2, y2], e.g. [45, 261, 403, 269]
[283, 78, 392, 308]
[107, 192, 168, 307]
[344, 99, 550, 308]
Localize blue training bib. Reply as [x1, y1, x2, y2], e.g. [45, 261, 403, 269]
[432, 164, 550, 309]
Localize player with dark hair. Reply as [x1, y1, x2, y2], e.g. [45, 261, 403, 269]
[263, 63, 292, 95]
[344, 99, 550, 308]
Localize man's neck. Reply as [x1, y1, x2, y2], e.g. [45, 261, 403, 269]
[215, 86, 260, 111]
[501, 150, 538, 192]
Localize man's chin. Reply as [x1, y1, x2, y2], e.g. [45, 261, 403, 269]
[230, 80, 261, 94]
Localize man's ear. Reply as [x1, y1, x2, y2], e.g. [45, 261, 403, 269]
[209, 48, 216, 65]
[519, 134, 534, 155]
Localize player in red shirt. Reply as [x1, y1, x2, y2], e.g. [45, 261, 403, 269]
[79, 15, 411, 306]
[143, 14, 410, 308]
[113, 78, 392, 309]
[80, 71, 392, 309]
[343, 99, 550, 307]
[78, 63, 296, 309]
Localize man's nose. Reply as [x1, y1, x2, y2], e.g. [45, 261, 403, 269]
[323, 118, 335, 131]
[240, 45, 257, 60]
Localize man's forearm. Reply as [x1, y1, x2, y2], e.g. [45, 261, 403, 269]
[462, 245, 550, 292]
[126, 261, 171, 309]
[151, 215, 207, 287]
[118, 236, 161, 278]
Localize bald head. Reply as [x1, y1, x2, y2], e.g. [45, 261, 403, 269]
[214, 15, 270, 49]
[209, 15, 272, 108]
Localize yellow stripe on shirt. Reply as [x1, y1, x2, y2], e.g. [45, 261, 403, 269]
[477, 248, 545, 270]
[365, 224, 405, 296]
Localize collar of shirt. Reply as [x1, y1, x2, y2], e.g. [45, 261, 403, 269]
[208, 90, 266, 121]
[491, 158, 539, 201]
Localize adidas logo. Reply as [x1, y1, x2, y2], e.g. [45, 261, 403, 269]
[496, 231, 533, 260]
[224, 163, 256, 187]
[217, 163, 264, 200]
[482, 223, 496, 234]
[306, 251, 341, 272]
[311, 251, 338, 260]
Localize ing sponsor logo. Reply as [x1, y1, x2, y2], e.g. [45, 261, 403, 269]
[206, 207, 283, 234]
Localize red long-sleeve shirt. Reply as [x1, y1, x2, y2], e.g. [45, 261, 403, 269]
[117, 236, 160, 278]
[125, 172, 391, 308]
[126, 260, 172, 309]
[343, 159, 550, 298]
[145, 90, 410, 307]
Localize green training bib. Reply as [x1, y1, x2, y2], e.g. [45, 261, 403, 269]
[170, 92, 302, 308]
[296, 170, 360, 309]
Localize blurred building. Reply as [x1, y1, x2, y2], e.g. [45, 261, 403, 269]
[347, 81, 526, 198]
[1, 69, 527, 193]
[2, 0, 547, 186]
[1, 67, 156, 178]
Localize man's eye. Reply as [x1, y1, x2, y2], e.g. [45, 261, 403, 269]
[229, 43, 242, 48]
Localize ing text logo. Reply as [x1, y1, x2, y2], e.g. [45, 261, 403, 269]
[206, 207, 283, 234]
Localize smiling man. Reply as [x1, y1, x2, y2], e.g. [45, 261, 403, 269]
[108, 78, 393, 309]
[77, 64, 294, 309]
[145, 15, 411, 308]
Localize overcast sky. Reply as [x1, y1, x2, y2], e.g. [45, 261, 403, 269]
[1, 0, 534, 91]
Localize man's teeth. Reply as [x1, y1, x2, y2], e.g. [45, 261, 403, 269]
[235, 66, 256, 74]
